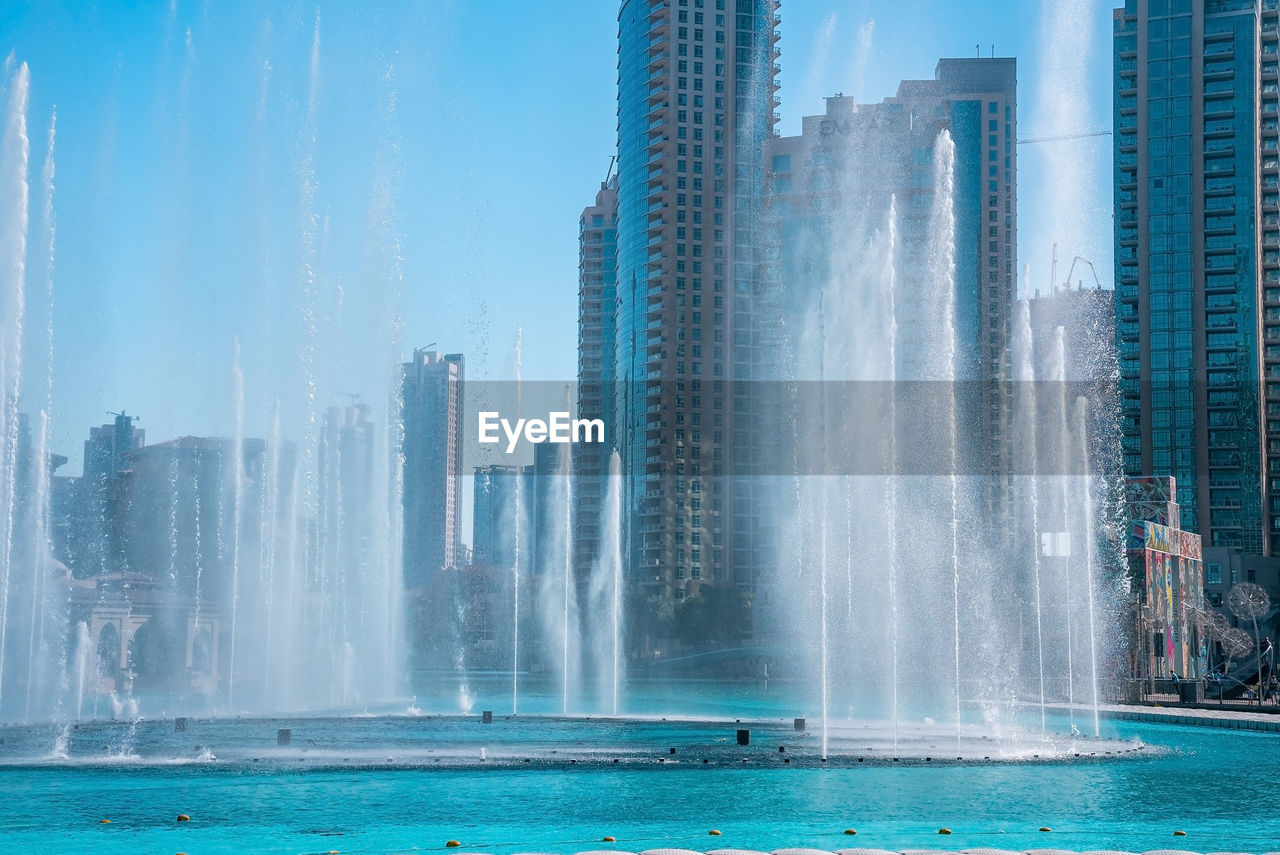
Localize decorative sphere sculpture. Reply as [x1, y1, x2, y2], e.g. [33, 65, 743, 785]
[1227, 582, 1270, 622]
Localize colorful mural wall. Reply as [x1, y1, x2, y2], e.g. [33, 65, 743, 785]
[1127, 477, 1204, 680]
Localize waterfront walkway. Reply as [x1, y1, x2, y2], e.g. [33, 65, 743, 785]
[1050, 700, 1280, 732]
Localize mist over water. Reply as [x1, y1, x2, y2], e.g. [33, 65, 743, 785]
[771, 125, 1113, 746]
[0, 4, 1117, 753]
[0, 16, 414, 721]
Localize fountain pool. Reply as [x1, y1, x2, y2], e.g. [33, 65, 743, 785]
[0, 711, 1274, 855]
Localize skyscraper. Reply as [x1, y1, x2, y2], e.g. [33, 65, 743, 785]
[473, 463, 534, 570]
[764, 60, 1018, 385]
[401, 350, 464, 588]
[77, 411, 145, 578]
[318, 403, 377, 640]
[762, 59, 1018, 523]
[1113, 0, 1277, 553]
[574, 172, 619, 580]
[613, 0, 780, 651]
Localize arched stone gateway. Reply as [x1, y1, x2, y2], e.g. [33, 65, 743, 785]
[72, 584, 220, 701]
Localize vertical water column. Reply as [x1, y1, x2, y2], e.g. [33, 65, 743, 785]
[1013, 300, 1047, 731]
[814, 287, 831, 761]
[259, 402, 281, 708]
[607, 451, 623, 716]
[227, 340, 245, 711]
[926, 130, 961, 743]
[1074, 398, 1101, 736]
[0, 63, 30, 718]
[368, 57, 408, 708]
[1050, 327, 1077, 726]
[512, 326, 523, 714]
[560, 439, 574, 716]
[25, 109, 57, 723]
[587, 450, 625, 715]
[882, 197, 900, 745]
[284, 10, 322, 711]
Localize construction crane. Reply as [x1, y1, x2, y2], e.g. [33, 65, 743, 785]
[1017, 130, 1112, 145]
[1063, 255, 1103, 291]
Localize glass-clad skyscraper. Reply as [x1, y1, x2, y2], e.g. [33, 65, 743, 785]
[575, 174, 619, 581]
[614, 0, 779, 651]
[1114, 0, 1278, 553]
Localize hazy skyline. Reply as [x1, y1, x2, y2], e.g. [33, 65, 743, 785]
[0, 0, 1113, 467]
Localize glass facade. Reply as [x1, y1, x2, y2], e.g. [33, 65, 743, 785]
[615, 0, 778, 634]
[1114, 0, 1277, 553]
[760, 60, 1016, 521]
[574, 176, 619, 575]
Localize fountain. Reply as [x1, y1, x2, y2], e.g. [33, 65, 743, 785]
[2, 4, 1273, 854]
[586, 450, 625, 716]
[0, 18, 1113, 743]
[772, 124, 1112, 750]
[0, 22, 413, 721]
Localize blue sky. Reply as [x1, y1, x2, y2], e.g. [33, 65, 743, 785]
[0, 0, 1115, 466]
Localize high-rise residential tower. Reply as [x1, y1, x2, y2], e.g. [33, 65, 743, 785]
[473, 463, 534, 570]
[1114, 0, 1278, 553]
[614, 0, 780, 651]
[764, 60, 1018, 384]
[77, 411, 145, 578]
[574, 172, 619, 581]
[762, 59, 1018, 520]
[401, 350, 464, 588]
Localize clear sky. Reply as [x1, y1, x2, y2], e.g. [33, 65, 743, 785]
[0, 0, 1116, 469]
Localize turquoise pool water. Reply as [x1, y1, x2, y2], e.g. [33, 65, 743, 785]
[1, 705, 1276, 855]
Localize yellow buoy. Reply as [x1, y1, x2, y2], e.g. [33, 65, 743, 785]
[709, 829, 722, 836]
[844, 829, 857, 835]
[938, 828, 952, 835]
[446, 841, 461, 848]
[1039, 827, 1051, 832]
[1174, 831, 1187, 837]
[603, 837, 616, 843]
[176, 814, 190, 822]
[98, 820, 111, 824]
